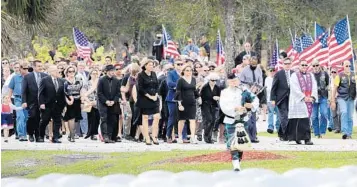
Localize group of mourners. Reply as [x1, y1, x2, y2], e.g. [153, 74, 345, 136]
[1, 38, 355, 171]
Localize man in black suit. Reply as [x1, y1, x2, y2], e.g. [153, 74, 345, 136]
[234, 42, 257, 66]
[22, 60, 47, 142]
[270, 58, 293, 141]
[97, 65, 122, 143]
[38, 65, 66, 143]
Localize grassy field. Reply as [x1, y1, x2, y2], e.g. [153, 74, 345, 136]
[2, 150, 357, 178]
[258, 128, 357, 139]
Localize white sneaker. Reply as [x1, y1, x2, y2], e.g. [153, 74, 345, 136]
[232, 160, 241, 171]
[191, 135, 198, 144]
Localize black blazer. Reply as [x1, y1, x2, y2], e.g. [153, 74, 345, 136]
[97, 75, 121, 104]
[234, 51, 257, 66]
[270, 70, 293, 105]
[200, 83, 221, 107]
[22, 72, 48, 105]
[38, 76, 65, 108]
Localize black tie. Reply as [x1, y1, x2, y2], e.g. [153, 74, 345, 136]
[252, 70, 256, 82]
[54, 78, 58, 92]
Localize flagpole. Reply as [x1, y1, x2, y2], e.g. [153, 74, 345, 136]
[289, 28, 294, 46]
[314, 21, 316, 41]
[346, 15, 355, 67]
[162, 24, 166, 60]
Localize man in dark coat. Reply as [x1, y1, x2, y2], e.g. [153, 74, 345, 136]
[234, 42, 257, 66]
[97, 65, 122, 143]
[152, 34, 164, 62]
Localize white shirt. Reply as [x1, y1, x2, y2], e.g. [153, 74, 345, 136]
[264, 76, 273, 102]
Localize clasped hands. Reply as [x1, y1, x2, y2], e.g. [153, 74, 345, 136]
[303, 97, 314, 103]
[105, 100, 115, 106]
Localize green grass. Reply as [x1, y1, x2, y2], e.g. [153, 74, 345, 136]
[2, 150, 357, 178]
[258, 128, 357, 139]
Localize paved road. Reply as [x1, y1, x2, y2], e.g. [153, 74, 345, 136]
[2, 114, 357, 152]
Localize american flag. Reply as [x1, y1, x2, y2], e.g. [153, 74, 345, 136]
[328, 17, 353, 70]
[162, 25, 180, 59]
[315, 23, 326, 41]
[299, 32, 329, 67]
[269, 39, 279, 69]
[290, 36, 302, 68]
[216, 30, 225, 66]
[73, 27, 92, 59]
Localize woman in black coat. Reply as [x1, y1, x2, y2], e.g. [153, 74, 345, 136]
[136, 58, 160, 145]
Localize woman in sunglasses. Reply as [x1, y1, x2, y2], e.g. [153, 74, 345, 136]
[63, 65, 83, 142]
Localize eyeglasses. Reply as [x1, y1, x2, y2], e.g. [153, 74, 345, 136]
[331, 71, 337, 74]
[22, 67, 29, 70]
[313, 65, 319, 67]
[345, 65, 351, 67]
[176, 63, 184, 66]
[301, 64, 308, 67]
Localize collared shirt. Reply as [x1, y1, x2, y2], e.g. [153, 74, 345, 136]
[8, 74, 24, 96]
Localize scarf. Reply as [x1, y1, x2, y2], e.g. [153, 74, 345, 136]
[297, 72, 313, 117]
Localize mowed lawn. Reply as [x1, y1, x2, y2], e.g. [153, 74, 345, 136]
[258, 128, 357, 139]
[2, 150, 357, 178]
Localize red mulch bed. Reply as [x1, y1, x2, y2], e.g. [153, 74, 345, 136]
[176, 151, 287, 163]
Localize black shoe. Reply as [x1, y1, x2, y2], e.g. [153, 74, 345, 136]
[116, 137, 122, 142]
[45, 135, 49, 139]
[267, 129, 274, 134]
[104, 137, 110, 143]
[305, 140, 313, 145]
[342, 134, 348, 139]
[279, 137, 288, 141]
[204, 139, 214, 144]
[19, 137, 28, 142]
[51, 139, 62, 143]
[62, 131, 66, 135]
[335, 130, 341, 133]
[36, 138, 44, 143]
[29, 135, 35, 142]
[91, 136, 97, 141]
[197, 135, 202, 141]
[150, 137, 159, 145]
[108, 139, 115, 143]
[296, 140, 302, 144]
[234, 168, 240, 172]
[251, 139, 260, 143]
[4, 140, 8, 143]
[15, 136, 19, 140]
[327, 127, 333, 132]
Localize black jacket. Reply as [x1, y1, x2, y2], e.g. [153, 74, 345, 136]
[200, 83, 221, 107]
[270, 70, 293, 105]
[38, 76, 65, 108]
[22, 72, 48, 105]
[234, 51, 257, 67]
[97, 75, 121, 105]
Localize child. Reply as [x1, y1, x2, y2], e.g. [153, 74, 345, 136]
[2, 95, 23, 142]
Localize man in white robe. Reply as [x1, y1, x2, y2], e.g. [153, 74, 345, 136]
[287, 60, 318, 145]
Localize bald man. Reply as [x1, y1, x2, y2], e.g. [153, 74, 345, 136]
[38, 65, 66, 143]
[234, 42, 257, 67]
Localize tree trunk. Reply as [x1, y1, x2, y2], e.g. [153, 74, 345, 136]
[221, 0, 238, 71]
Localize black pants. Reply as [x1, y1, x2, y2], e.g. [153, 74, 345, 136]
[99, 104, 118, 140]
[158, 101, 168, 139]
[201, 104, 217, 141]
[129, 101, 137, 138]
[27, 104, 41, 138]
[39, 104, 63, 140]
[87, 107, 100, 136]
[277, 98, 289, 139]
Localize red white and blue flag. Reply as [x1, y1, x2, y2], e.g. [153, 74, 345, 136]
[328, 17, 354, 70]
[162, 25, 180, 59]
[269, 39, 279, 70]
[73, 27, 92, 60]
[216, 30, 225, 66]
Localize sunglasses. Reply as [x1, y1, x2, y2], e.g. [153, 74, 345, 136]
[210, 79, 217, 82]
[2, 61, 9, 64]
[115, 68, 121, 71]
[331, 71, 337, 74]
[22, 67, 29, 70]
[284, 63, 291, 65]
[313, 65, 319, 67]
[204, 70, 209, 72]
[209, 67, 215, 70]
[345, 65, 351, 67]
[176, 63, 184, 66]
[55, 61, 60, 63]
[301, 64, 308, 67]
[68, 70, 75, 73]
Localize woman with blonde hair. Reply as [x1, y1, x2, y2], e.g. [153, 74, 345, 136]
[175, 64, 200, 143]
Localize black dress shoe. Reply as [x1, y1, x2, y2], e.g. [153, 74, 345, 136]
[267, 129, 274, 134]
[19, 137, 28, 142]
[45, 135, 49, 139]
[29, 136, 35, 142]
[91, 136, 97, 141]
[234, 168, 240, 172]
[342, 134, 348, 139]
[327, 127, 333, 132]
[51, 139, 62, 143]
[197, 135, 202, 141]
[204, 139, 214, 144]
[104, 137, 110, 143]
[305, 140, 313, 145]
[109, 139, 115, 143]
[251, 139, 260, 143]
[36, 138, 45, 143]
[296, 140, 302, 144]
[116, 137, 122, 142]
[335, 130, 341, 133]
[15, 136, 19, 140]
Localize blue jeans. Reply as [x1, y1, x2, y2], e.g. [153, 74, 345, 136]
[14, 97, 28, 138]
[337, 98, 354, 136]
[327, 107, 334, 129]
[80, 112, 88, 135]
[267, 102, 280, 131]
[312, 97, 329, 136]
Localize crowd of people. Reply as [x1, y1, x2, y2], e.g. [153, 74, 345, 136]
[1, 38, 356, 171]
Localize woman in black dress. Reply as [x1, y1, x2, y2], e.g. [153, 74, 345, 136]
[63, 65, 83, 142]
[136, 58, 160, 145]
[175, 64, 200, 144]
